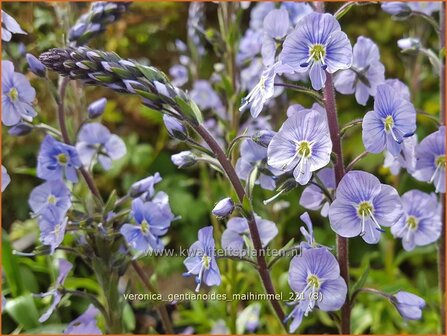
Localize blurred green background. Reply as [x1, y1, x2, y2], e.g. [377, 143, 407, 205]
[1, 2, 443, 334]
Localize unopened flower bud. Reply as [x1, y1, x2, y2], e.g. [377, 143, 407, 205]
[171, 151, 196, 168]
[163, 115, 187, 140]
[26, 53, 46, 77]
[397, 37, 421, 50]
[391, 291, 425, 320]
[212, 197, 234, 218]
[8, 122, 33, 136]
[87, 97, 107, 118]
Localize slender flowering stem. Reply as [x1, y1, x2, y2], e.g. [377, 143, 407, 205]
[55, 77, 102, 202]
[346, 151, 369, 172]
[191, 123, 287, 328]
[131, 261, 174, 334]
[438, 2, 445, 333]
[315, 2, 350, 333]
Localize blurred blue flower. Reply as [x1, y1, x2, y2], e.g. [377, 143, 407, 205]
[169, 64, 188, 87]
[261, 9, 290, 66]
[408, 2, 441, 15]
[280, 2, 313, 26]
[38, 259, 72, 322]
[329, 171, 403, 244]
[29, 180, 71, 219]
[189, 80, 223, 114]
[87, 97, 107, 119]
[381, 2, 412, 16]
[2, 60, 36, 126]
[221, 215, 278, 253]
[2, 10, 27, 42]
[384, 134, 417, 175]
[280, 13, 352, 90]
[362, 84, 416, 156]
[37, 135, 81, 183]
[129, 172, 162, 199]
[64, 304, 101, 334]
[120, 197, 175, 254]
[391, 190, 441, 251]
[237, 29, 263, 65]
[212, 197, 234, 218]
[236, 303, 261, 333]
[39, 211, 68, 254]
[267, 109, 332, 185]
[413, 126, 445, 193]
[249, 2, 276, 30]
[2, 165, 10, 192]
[183, 226, 221, 292]
[299, 168, 335, 217]
[334, 36, 385, 105]
[286, 247, 347, 332]
[391, 291, 425, 320]
[76, 123, 126, 170]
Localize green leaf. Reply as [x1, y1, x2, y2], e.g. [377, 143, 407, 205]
[104, 189, 118, 216]
[5, 293, 40, 330]
[351, 267, 369, 298]
[2, 230, 24, 297]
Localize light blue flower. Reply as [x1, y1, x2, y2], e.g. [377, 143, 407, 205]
[261, 9, 290, 66]
[38, 259, 72, 322]
[37, 135, 81, 183]
[64, 305, 101, 334]
[120, 196, 175, 254]
[29, 180, 71, 219]
[334, 36, 385, 105]
[267, 109, 332, 185]
[384, 134, 417, 175]
[391, 190, 441, 251]
[39, 211, 68, 254]
[2, 60, 36, 126]
[183, 226, 221, 292]
[280, 13, 352, 90]
[221, 215, 278, 253]
[286, 247, 347, 332]
[329, 171, 403, 244]
[76, 123, 126, 170]
[2, 165, 10, 192]
[413, 126, 445, 193]
[1, 10, 26, 42]
[362, 84, 416, 156]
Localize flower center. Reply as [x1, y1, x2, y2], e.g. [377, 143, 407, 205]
[309, 44, 326, 62]
[357, 201, 374, 217]
[406, 215, 418, 230]
[57, 153, 68, 165]
[47, 195, 57, 204]
[201, 255, 211, 269]
[8, 87, 19, 102]
[435, 155, 446, 168]
[307, 274, 321, 289]
[384, 115, 394, 132]
[141, 220, 150, 233]
[296, 141, 312, 158]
